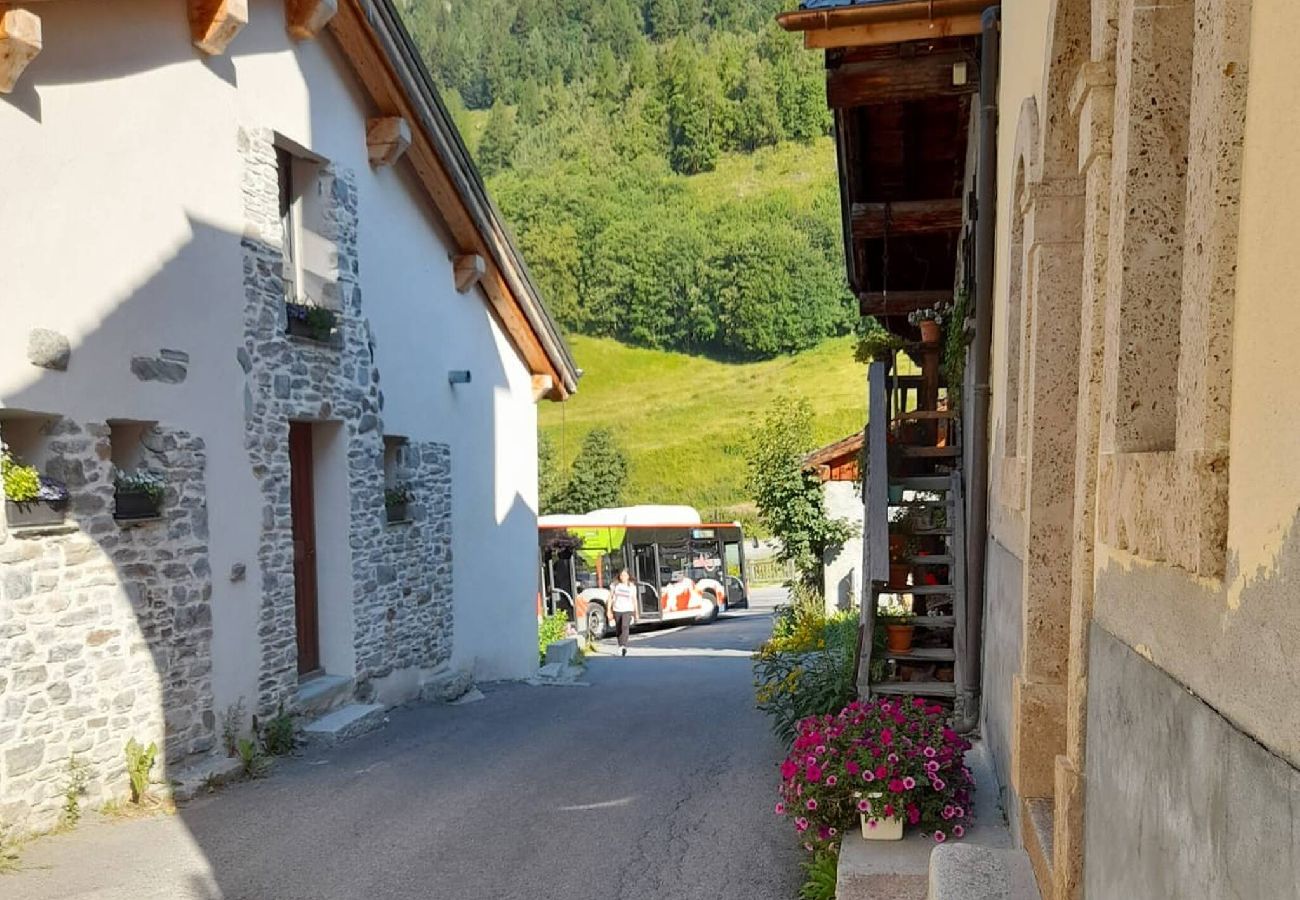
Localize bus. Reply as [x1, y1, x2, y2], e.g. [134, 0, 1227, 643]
[539, 507, 749, 638]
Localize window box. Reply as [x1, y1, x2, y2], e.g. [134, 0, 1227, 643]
[114, 489, 163, 521]
[386, 501, 409, 524]
[285, 301, 338, 343]
[5, 498, 68, 528]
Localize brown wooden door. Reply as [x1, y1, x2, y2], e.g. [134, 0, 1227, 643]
[289, 423, 321, 676]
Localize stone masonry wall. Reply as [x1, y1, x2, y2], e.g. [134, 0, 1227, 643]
[237, 128, 452, 715]
[0, 420, 214, 834]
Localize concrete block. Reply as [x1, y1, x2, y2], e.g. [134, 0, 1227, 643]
[544, 637, 579, 667]
[302, 703, 385, 745]
[420, 667, 473, 703]
[169, 755, 245, 803]
[927, 845, 1039, 900]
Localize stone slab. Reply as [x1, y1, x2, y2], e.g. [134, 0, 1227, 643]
[543, 637, 579, 667]
[301, 704, 385, 745]
[927, 845, 1039, 900]
[420, 668, 473, 703]
[169, 755, 245, 803]
[294, 674, 353, 717]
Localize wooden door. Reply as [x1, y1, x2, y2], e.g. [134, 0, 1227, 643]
[289, 423, 321, 676]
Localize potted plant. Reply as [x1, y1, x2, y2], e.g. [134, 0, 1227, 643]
[878, 597, 915, 654]
[854, 330, 908, 366]
[887, 508, 920, 587]
[385, 484, 413, 523]
[113, 468, 165, 520]
[775, 697, 975, 849]
[908, 302, 952, 346]
[285, 301, 339, 343]
[3, 446, 69, 527]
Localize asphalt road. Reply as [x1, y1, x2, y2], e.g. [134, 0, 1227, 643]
[4, 587, 800, 900]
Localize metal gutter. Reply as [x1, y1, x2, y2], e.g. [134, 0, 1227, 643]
[957, 4, 999, 733]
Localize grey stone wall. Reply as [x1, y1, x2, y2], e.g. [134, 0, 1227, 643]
[980, 535, 1024, 834]
[0, 420, 214, 833]
[237, 128, 452, 714]
[1085, 624, 1300, 898]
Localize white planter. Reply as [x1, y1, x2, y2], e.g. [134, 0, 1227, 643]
[860, 812, 904, 841]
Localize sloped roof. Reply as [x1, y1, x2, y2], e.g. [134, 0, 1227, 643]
[803, 432, 864, 470]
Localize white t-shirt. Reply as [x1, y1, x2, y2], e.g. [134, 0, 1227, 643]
[610, 582, 637, 613]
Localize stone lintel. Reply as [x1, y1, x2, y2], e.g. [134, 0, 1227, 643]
[0, 5, 41, 95]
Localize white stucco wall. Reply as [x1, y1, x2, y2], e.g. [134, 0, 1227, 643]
[822, 481, 864, 614]
[0, 0, 541, 717]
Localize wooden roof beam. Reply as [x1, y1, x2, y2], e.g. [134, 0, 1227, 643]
[189, 0, 247, 55]
[366, 115, 411, 166]
[828, 51, 976, 108]
[0, 5, 40, 95]
[777, 0, 990, 50]
[851, 199, 964, 240]
[859, 290, 953, 317]
[286, 0, 337, 40]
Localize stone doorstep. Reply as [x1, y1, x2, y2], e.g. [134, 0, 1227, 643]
[294, 673, 355, 718]
[301, 703, 386, 746]
[928, 845, 1040, 900]
[169, 754, 246, 803]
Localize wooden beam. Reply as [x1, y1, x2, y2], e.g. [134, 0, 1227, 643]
[530, 374, 554, 402]
[859, 290, 952, 317]
[851, 199, 964, 239]
[453, 253, 486, 294]
[366, 116, 411, 166]
[286, 0, 337, 40]
[0, 5, 40, 95]
[828, 51, 976, 108]
[805, 13, 984, 50]
[189, 0, 247, 55]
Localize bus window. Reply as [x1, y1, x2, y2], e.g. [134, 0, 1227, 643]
[724, 541, 742, 577]
[657, 539, 690, 584]
[688, 538, 723, 581]
[573, 553, 598, 593]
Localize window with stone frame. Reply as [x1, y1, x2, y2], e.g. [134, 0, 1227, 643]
[274, 139, 336, 312]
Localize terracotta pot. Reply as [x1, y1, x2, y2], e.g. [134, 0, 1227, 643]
[884, 624, 914, 654]
[919, 319, 942, 344]
[888, 563, 910, 587]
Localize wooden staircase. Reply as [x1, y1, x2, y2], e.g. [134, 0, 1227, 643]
[858, 361, 969, 707]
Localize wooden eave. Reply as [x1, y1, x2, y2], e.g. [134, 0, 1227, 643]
[777, 0, 990, 50]
[803, 431, 864, 482]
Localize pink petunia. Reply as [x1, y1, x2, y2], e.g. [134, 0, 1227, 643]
[883, 804, 894, 818]
[934, 831, 947, 843]
[924, 746, 938, 758]
[781, 760, 797, 780]
[795, 817, 809, 832]
[826, 775, 838, 787]
[907, 804, 920, 825]
[954, 807, 965, 818]
[775, 802, 786, 815]
[887, 778, 905, 792]
[932, 778, 946, 791]
[805, 763, 823, 783]
[857, 799, 871, 813]
[953, 825, 965, 838]
[845, 760, 861, 776]
[863, 771, 875, 782]
[806, 799, 818, 811]
[881, 728, 893, 746]
[902, 777, 916, 790]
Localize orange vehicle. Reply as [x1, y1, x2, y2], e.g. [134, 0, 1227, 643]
[538, 509, 749, 638]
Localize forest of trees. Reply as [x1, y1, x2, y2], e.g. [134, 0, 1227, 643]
[398, 0, 857, 360]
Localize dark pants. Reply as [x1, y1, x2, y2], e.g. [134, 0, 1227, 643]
[615, 611, 634, 648]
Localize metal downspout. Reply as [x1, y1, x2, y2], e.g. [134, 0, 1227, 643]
[958, 4, 1000, 733]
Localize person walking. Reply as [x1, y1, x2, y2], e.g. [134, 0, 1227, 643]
[608, 568, 637, 657]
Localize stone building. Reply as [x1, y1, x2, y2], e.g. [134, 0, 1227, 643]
[0, 0, 577, 836]
[781, 0, 1298, 896]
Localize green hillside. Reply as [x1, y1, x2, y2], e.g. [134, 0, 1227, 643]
[540, 335, 867, 523]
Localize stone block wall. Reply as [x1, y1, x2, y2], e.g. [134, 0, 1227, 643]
[238, 128, 453, 714]
[0, 420, 214, 834]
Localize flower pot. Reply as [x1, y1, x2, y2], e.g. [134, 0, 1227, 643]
[5, 498, 68, 528]
[386, 501, 408, 523]
[861, 812, 904, 841]
[936, 665, 955, 683]
[919, 319, 942, 344]
[114, 490, 162, 521]
[888, 563, 910, 588]
[884, 624, 915, 654]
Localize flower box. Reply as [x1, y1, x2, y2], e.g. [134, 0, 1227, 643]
[5, 498, 68, 528]
[285, 302, 338, 343]
[860, 812, 903, 841]
[114, 489, 162, 521]
[386, 501, 409, 524]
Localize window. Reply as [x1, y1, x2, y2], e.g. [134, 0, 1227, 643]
[276, 147, 300, 302]
[657, 539, 690, 584]
[274, 141, 333, 311]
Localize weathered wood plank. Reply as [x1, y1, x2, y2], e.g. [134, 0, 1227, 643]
[858, 362, 890, 697]
[859, 290, 953, 317]
[804, 14, 983, 51]
[366, 116, 411, 166]
[828, 51, 976, 108]
[189, 0, 247, 55]
[286, 0, 337, 40]
[851, 198, 964, 239]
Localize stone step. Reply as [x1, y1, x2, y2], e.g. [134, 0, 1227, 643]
[169, 754, 245, 803]
[420, 667, 474, 703]
[928, 844, 1040, 900]
[301, 703, 385, 746]
[294, 673, 354, 718]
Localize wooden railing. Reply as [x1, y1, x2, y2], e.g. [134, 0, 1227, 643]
[857, 361, 890, 695]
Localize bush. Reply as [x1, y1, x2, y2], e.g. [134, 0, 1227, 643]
[538, 612, 571, 663]
[754, 600, 858, 743]
[257, 704, 298, 757]
[775, 697, 974, 850]
[124, 738, 157, 804]
[798, 848, 839, 900]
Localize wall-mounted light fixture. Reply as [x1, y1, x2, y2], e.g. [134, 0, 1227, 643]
[448, 370, 472, 385]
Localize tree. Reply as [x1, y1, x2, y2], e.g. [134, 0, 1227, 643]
[662, 40, 720, 175]
[477, 100, 518, 176]
[746, 398, 852, 590]
[555, 428, 628, 514]
[537, 432, 565, 515]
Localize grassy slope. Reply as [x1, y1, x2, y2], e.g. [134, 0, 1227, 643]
[540, 334, 866, 521]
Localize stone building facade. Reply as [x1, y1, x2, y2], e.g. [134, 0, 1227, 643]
[0, 0, 577, 838]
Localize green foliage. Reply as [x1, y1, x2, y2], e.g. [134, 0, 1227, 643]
[60, 755, 91, 829]
[257, 704, 298, 757]
[855, 329, 909, 364]
[537, 432, 565, 516]
[799, 848, 839, 900]
[237, 738, 272, 780]
[538, 612, 570, 663]
[553, 427, 627, 514]
[755, 595, 859, 742]
[221, 699, 246, 758]
[746, 398, 854, 586]
[384, 484, 414, 508]
[113, 469, 165, 503]
[124, 738, 157, 805]
[398, 1, 846, 361]
[538, 334, 868, 522]
[1, 451, 40, 503]
[945, 289, 969, 411]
